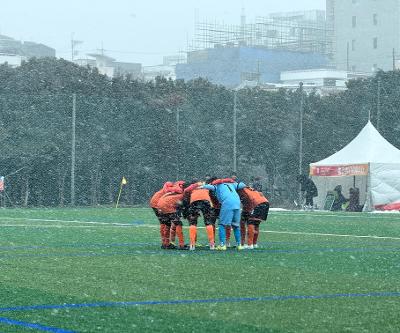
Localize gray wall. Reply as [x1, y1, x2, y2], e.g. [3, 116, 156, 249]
[328, 0, 400, 72]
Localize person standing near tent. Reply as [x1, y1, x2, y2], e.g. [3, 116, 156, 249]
[297, 175, 318, 209]
[331, 185, 348, 211]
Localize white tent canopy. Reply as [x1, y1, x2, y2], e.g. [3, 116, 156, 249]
[310, 121, 400, 211]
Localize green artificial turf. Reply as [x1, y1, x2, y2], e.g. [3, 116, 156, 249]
[0, 208, 399, 332]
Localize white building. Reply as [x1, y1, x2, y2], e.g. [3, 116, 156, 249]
[142, 55, 185, 82]
[0, 53, 27, 67]
[74, 54, 141, 78]
[279, 68, 371, 95]
[327, 0, 400, 73]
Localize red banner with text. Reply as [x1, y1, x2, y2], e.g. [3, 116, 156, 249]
[310, 164, 369, 177]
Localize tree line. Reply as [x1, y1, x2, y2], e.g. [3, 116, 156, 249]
[0, 58, 398, 207]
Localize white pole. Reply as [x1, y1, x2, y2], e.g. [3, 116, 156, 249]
[233, 90, 237, 173]
[298, 82, 304, 208]
[176, 107, 180, 180]
[71, 93, 76, 206]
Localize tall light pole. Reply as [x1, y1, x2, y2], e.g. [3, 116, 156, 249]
[71, 93, 76, 206]
[377, 78, 381, 131]
[233, 90, 238, 173]
[298, 82, 304, 208]
[176, 107, 180, 180]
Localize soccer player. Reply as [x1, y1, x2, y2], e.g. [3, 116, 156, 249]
[202, 178, 246, 250]
[238, 186, 270, 249]
[157, 181, 188, 250]
[183, 180, 215, 250]
[150, 182, 175, 249]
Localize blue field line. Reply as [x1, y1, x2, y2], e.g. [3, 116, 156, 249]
[0, 242, 158, 251]
[1, 240, 399, 252]
[0, 291, 399, 313]
[0, 316, 75, 332]
[0, 246, 400, 260]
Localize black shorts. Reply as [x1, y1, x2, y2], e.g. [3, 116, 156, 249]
[188, 200, 213, 225]
[251, 202, 269, 222]
[159, 213, 180, 226]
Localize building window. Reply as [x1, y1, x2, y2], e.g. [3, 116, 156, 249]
[373, 14, 378, 25]
[352, 39, 356, 51]
[352, 16, 357, 28]
[373, 37, 378, 49]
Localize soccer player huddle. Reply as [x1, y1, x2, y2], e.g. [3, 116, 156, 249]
[150, 176, 269, 251]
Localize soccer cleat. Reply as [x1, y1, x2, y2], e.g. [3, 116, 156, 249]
[166, 243, 176, 249]
[243, 244, 248, 249]
[216, 245, 227, 251]
[189, 244, 195, 251]
[226, 242, 231, 248]
[161, 245, 168, 249]
[247, 244, 254, 250]
[253, 244, 259, 249]
[209, 243, 215, 250]
[195, 243, 204, 248]
[237, 245, 244, 250]
[177, 244, 189, 250]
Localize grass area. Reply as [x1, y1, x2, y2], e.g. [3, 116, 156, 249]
[0, 208, 399, 332]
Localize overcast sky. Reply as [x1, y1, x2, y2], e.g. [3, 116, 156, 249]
[0, 0, 325, 66]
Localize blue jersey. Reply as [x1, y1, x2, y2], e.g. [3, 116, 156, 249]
[202, 182, 246, 209]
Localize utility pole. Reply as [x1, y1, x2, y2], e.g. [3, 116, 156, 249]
[71, 35, 83, 61]
[71, 93, 76, 206]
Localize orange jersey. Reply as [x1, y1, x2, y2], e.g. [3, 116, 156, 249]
[157, 192, 184, 214]
[190, 188, 212, 204]
[149, 189, 165, 208]
[239, 188, 268, 212]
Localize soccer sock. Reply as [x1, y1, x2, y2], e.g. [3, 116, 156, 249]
[253, 225, 260, 245]
[213, 225, 216, 242]
[240, 221, 246, 245]
[176, 225, 184, 247]
[247, 224, 255, 246]
[225, 225, 231, 244]
[232, 225, 240, 245]
[189, 225, 197, 246]
[170, 224, 176, 243]
[218, 225, 226, 246]
[165, 225, 171, 245]
[160, 224, 166, 245]
[206, 225, 214, 245]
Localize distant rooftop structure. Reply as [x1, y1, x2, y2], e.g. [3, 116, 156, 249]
[190, 10, 332, 56]
[177, 46, 328, 87]
[74, 53, 141, 78]
[277, 68, 372, 95]
[0, 34, 55, 67]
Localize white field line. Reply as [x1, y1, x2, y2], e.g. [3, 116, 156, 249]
[0, 217, 142, 227]
[260, 230, 400, 241]
[269, 212, 400, 221]
[0, 224, 125, 228]
[0, 217, 399, 241]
